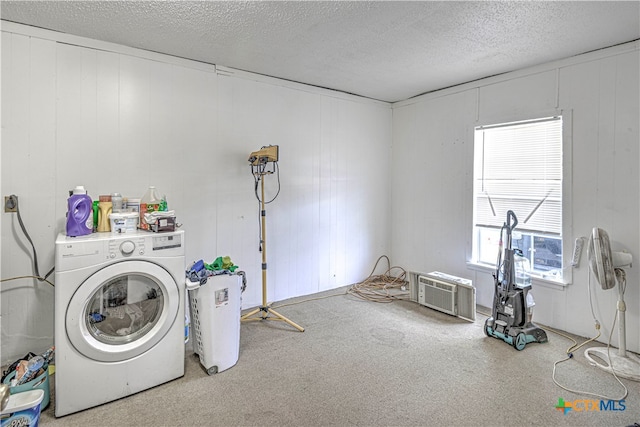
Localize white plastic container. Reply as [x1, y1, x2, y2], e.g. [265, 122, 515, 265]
[186, 274, 241, 375]
[108, 212, 139, 234]
[1, 389, 44, 427]
[126, 198, 141, 213]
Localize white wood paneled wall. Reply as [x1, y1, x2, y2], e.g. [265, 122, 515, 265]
[392, 42, 640, 353]
[215, 73, 392, 305]
[0, 26, 392, 363]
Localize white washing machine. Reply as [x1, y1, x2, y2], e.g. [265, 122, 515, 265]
[54, 230, 185, 417]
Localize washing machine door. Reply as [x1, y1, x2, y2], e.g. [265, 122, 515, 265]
[66, 260, 180, 362]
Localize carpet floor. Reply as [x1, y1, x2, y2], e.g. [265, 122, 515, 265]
[37, 288, 639, 426]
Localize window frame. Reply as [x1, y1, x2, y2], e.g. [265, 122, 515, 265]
[468, 110, 573, 287]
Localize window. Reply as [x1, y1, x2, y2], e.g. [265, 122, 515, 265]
[472, 116, 564, 281]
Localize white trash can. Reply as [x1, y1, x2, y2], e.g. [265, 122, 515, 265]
[186, 273, 243, 375]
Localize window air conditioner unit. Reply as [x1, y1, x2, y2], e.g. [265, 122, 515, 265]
[415, 271, 476, 322]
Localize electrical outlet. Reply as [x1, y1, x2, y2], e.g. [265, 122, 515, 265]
[571, 236, 585, 267]
[4, 196, 17, 213]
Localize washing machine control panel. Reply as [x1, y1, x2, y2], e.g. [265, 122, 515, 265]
[152, 233, 182, 251]
[108, 237, 146, 259]
[120, 240, 135, 255]
[55, 231, 184, 270]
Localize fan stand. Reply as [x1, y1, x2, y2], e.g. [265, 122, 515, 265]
[240, 169, 304, 332]
[584, 269, 640, 381]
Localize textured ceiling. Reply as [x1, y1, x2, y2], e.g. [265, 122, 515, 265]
[1, 1, 639, 103]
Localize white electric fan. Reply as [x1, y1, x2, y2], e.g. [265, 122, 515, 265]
[584, 227, 640, 381]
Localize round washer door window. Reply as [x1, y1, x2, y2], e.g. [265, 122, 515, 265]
[66, 260, 180, 362]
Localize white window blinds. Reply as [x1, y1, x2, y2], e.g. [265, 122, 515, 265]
[474, 116, 562, 235]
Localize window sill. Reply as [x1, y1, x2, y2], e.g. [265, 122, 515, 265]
[466, 262, 569, 290]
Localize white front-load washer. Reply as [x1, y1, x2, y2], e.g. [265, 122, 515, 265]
[54, 230, 185, 417]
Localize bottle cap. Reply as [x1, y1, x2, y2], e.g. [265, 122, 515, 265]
[72, 186, 87, 195]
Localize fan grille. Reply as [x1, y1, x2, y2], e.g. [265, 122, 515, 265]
[589, 227, 615, 290]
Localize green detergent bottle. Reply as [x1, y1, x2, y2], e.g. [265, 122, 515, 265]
[92, 200, 99, 231]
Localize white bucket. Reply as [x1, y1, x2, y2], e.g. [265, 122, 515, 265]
[1, 389, 44, 427]
[108, 212, 139, 234]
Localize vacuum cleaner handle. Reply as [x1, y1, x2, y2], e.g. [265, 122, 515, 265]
[506, 210, 518, 232]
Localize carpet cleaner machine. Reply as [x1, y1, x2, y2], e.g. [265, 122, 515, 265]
[484, 210, 548, 350]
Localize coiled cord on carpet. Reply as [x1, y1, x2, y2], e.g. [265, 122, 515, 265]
[346, 255, 409, 303]
[271, 256, 409, 310]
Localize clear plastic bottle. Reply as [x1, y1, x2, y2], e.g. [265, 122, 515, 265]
[514, 252, 532, 288]
[111, 193, 123, 213]
[140, 186, 162, 230]
[40, 346, 55, 365]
